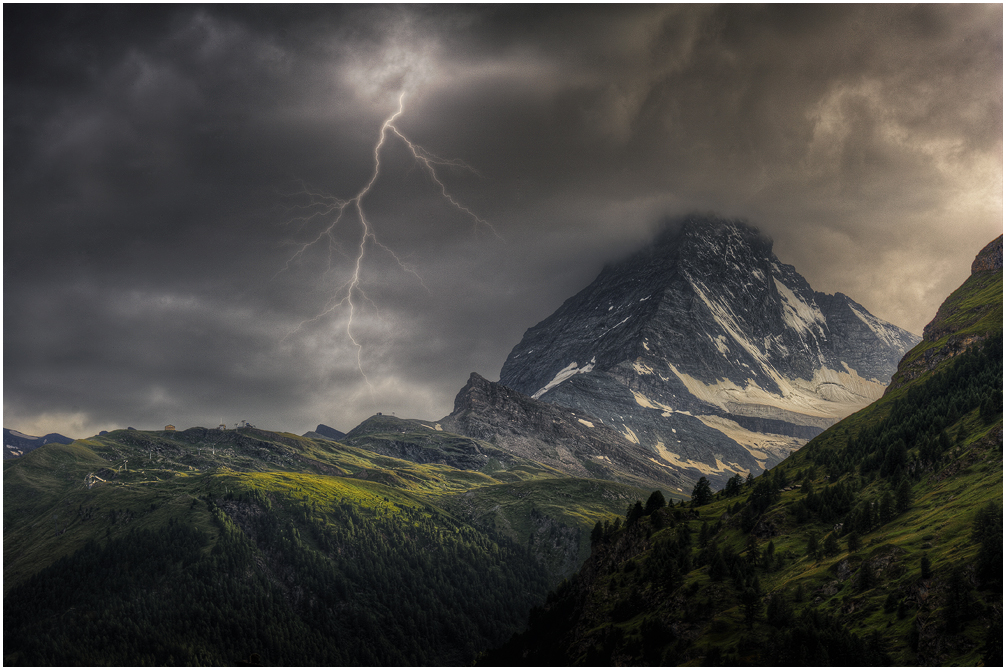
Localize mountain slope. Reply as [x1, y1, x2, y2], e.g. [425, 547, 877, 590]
[3, 421, 649, 665]
[499, 216, 919, 485]
[341, 412, 552, 475]
[440, 372, 693, 495]
[888, 234, 1002, 392]
[482, 233, 1002, 667]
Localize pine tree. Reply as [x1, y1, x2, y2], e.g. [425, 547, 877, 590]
[971, 502, 1003, 585]
[644, 490, 666, 516]
[698, 521, 711, 547]
[944, 566, 969, 634]
[590, 521, 604, 547]
[691, 477, 713, 507]
[879, 491, 894, 524]
[626, 501, 644, 527]
[896, 599, 908, 619]
[856, 560, 875, 591]
[740, 587, 760, 629]
[708, 550, 728, 582]
[895, 479, 913, 513]
[822, 533, 840, 557]
[805, 531, 820, 561]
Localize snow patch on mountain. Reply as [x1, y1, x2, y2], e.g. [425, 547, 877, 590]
[711, 334, 730, 355]
[773, 277, 826, 335]
[622, 424, 640, 444]
[632, 360, 656, 375]
[693, 414, 803, 471]
[651, 440, 746, 476]
[666, 360, 886, 425]
[533, 357, 596, 399]
[631, 389, 683, 416]
[690, 281, 773, 372]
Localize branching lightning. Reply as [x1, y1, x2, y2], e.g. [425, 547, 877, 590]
[279, 92, 498, 391]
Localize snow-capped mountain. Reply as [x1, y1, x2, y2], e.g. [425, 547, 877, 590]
[499, 216, 920, 485]
[4, 427, 74, 459]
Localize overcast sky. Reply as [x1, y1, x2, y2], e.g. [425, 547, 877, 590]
[5, 5, 1002, 438]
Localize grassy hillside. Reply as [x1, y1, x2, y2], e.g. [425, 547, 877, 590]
[482, 270, 1003, 666]
[890, 266, 1002, 390]
[3, 422, 643, 665]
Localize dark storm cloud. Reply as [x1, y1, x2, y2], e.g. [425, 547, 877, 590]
[5, 5, 1001, 438]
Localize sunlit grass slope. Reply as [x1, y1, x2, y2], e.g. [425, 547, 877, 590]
[3, 415, 656, 665]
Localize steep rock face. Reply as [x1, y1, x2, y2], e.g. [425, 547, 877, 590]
[499, 216, 919, 484]
[440, 373, 693, 494]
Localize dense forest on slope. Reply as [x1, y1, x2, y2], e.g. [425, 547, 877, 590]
[3, 425, 647, 665]
[482, 333, 1003, 666]
[4, 481, 549, 665]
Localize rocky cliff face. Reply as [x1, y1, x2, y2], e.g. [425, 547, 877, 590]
[440, 372, 693, 494]
[499, 216, 920, 485]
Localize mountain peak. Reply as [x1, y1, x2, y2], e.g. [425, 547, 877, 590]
[652, 214, 773, 248]
[499, 215, 920, 484]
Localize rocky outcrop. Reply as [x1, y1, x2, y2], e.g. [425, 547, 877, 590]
[441, 372, 693, 493]
[815, 292, 917, 380]
[971, 234, 1003, 274]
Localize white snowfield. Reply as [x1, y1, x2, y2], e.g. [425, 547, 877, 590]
[628, 372, 867, 475]
[773, 277, 827, 336]
[664, 360, 884, 423]
[650, 439, 746, 477]
[532, 357, 596, 399]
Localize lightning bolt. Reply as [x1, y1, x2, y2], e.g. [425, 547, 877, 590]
[279, 92, 499, 391]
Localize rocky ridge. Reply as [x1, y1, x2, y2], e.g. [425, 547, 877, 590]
[440, 372, 693, 494]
